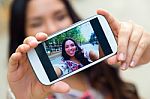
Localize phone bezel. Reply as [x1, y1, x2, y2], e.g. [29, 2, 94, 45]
[27, 15, 117, 85]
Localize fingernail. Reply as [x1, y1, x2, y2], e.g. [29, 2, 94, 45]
[29, 40, 37, 45]
[118, 53, 126, 61]
[121, 63, 127, 70]
[130, 60, 135, 67]
[37, 32, 46, 36]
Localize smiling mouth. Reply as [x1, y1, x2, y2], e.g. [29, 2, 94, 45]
[68, 51, 75, 55]
[69, 52, 74, 54]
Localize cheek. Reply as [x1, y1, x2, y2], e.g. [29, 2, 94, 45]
[73, 46, 77, 51]
[65, 19, 72, 27]
[65, 48, 69, 53]
[58, 18, 73, 29]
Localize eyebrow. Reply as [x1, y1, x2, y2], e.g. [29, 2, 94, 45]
[27, 7, 67, 22]
[53, 8, 68, 16]
[28, 16, 43, 22]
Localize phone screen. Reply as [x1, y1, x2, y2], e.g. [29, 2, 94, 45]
[34, 18, 113, 82]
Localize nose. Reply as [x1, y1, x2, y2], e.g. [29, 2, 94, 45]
[44, 22, 59, 36]
[68, 46, 73, 50]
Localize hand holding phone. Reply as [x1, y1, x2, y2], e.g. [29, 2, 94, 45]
[27, 15, 117, 85]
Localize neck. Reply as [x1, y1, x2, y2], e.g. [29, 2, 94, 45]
[70, 56, 80, 64]
[70, 56, 76, 61]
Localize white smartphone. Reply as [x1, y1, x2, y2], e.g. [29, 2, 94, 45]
[27, 15, 117, 85]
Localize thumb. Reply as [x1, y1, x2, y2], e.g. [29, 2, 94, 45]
[50, 81, 70, 93]
[97, 9, 120, 36]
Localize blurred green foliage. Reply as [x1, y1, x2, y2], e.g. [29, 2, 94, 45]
[45, 26, 86, 45]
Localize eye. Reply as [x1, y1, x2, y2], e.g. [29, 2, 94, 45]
[55, 13, 68, 21]
[65, 45, 69, 49]
[29, 22, 42, 28]
[70, 43, 75, 47]
[56, 15, 65, 21]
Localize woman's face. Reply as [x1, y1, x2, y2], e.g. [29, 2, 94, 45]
[26, 0, 73, 36]
[65, 40, 77, 57]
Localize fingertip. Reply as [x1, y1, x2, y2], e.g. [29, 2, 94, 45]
[11, 52, 22, 60]
[129, 60, 136, 67]
[24, 44, 30, 52]
[97, 9, 109, 16]
[120, 62, 128, 70]
[96, 8, 120, 34]
[107, 55, 117, 65]
[23, 36, 38, 48]
[29, 40, 38, 48]
[97, 8, 105, 13]
[9, 52, 22, 65]
[51, 81, 70, 93]
[35, 32, 48, 41]
[117, 52, 126, 61]
[16, 44, 31, 53]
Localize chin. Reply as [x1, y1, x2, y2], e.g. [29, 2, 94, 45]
[69, 54, 75, 57]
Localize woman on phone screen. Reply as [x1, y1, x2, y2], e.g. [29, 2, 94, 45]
[55, 38, 98, 77]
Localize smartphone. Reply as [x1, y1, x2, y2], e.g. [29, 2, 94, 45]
[27, 15, 117, 85]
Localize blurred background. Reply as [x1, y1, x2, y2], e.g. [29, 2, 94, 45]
[0, 0, 150, 99]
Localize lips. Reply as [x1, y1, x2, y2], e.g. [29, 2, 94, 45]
[69, 52, 75, 55]
[68, 50, 75, 56]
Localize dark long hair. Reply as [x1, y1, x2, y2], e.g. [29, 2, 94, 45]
[9, 0, 80, 57]
[61, 38, 91, 65]
[9, 0, 139, 99]
[85, 62, 139, 99]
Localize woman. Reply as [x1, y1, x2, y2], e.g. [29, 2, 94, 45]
[8, 0, 150, 99]
[57, 38, 98, 76]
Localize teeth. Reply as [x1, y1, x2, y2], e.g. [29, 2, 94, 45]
[70, 51, 73, 53]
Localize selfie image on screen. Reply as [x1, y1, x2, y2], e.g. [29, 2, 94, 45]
[35, 18, 113, 80]
[43, 22, 101, 77]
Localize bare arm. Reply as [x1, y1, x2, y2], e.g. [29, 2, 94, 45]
[89, 50, 99, 61]
[54, 67, 62, 77]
